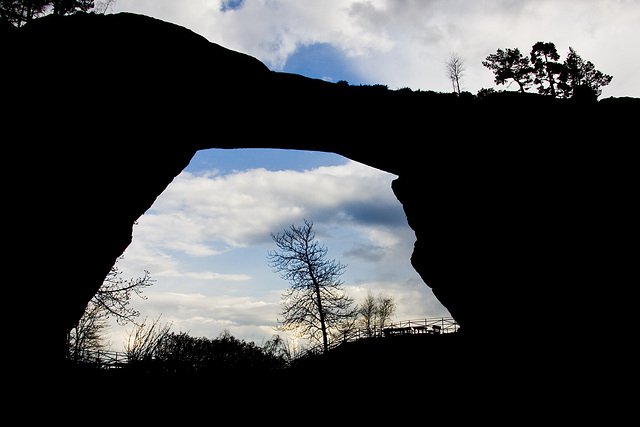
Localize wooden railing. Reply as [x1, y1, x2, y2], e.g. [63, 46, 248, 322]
[66, 349, 130, 368]
[298, 317, 459, 358]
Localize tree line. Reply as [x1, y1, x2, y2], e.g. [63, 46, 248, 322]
[447, 41, 612, 99]
[125, 318, 290, 373]
[66, 261, 292, 372]
[482, 41, 612, 99]
[0, 0, 115, 26]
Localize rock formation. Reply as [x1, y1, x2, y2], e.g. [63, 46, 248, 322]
[3, 13, 637, 364]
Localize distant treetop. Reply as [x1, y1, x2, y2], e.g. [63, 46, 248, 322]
[0, 0, 111, 27]
[483, 41, 612, 99]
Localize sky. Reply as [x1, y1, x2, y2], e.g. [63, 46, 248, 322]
[108, 149, 450, 350]
[106, 0, 640, 97]
[99, 1, 640, 349]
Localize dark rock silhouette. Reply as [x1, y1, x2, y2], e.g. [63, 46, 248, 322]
[3, 12, 638, 372]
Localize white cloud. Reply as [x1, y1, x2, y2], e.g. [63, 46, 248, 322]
[343, 0, 640, 95]
[157, 270, 251, 281]
[135, 160, 401, 253]
[114, 0, 375, 68]
[112, 0, 640, 96]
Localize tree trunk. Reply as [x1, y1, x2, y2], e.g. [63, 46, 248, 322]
[313, 282, 329, 353]
[307, 256, 329, 353]
[544, 53, 557, 97]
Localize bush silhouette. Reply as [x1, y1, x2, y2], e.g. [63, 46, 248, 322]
[152, 330, 288, 373]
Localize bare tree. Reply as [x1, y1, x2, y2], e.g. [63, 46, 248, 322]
[66, 302, 109, 360]
[359, 291, 378, 337]
[375, 293, 396, 330]
[66, 259, 154, 358]
[333, 308, 359, 344]
[358, 291, 397, 336]
[445, 52, 465, 95]
[93, 260, 154, 325]
[269, 220, 357, 353]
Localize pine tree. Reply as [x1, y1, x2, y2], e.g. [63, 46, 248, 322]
[482, 47, 533, 93]
[560, 47, 613, 99]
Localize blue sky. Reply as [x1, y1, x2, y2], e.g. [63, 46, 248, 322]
[283, 43, 370, 84]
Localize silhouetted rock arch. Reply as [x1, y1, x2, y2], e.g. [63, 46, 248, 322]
[3, 13, 638, 366]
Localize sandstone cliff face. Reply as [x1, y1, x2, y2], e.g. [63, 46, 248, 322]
[3, 13, 637, 361]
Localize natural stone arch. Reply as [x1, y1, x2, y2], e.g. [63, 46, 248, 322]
[6, 12, 634, 365]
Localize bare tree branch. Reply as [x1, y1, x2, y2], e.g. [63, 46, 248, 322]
[269, 220, 356, 352]
[93, 260, 154, 325]
[66, 258, 155, 358]
[445, 52, 465, 95]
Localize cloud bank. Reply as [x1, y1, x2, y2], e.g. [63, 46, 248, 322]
[112, 0, 640, 96]
[105, 155, 450, 348]
[133, 160, 404, 255]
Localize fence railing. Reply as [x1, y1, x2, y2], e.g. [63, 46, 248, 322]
[298, 317, 459, 358]
[67, 350, 130, 368]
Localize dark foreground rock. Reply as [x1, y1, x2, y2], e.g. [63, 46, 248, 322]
[3, 13, 637, 382]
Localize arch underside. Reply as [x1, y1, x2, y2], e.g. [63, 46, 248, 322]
[6, 13, 635, 363]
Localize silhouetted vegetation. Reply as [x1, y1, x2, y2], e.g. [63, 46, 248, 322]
[358, 291, 397, 338]
[482, 47, 533, 93]
[123, 320, 290, 374]
[156, 330, 289, 372]
[65, 321, 463, 402]
[483, 41, 612, 99]
[0, 0, 101, 26]
[66, 259, 153, 360]
[125, 315, 172, 362]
